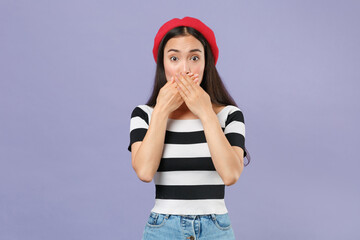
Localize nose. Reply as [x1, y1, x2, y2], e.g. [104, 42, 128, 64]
[182, 61, 191, 74]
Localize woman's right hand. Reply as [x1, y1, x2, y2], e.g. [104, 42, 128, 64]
[155, 76, 184, 116]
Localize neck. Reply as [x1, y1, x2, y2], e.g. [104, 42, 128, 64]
[176, 102, 189, 112]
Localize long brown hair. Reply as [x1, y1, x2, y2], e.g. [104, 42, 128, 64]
[145, 26, 251, 166]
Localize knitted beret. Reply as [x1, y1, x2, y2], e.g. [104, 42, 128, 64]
[153, 16, 219, 65]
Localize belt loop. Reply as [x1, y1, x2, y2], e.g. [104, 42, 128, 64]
[210, 213, 216, 221]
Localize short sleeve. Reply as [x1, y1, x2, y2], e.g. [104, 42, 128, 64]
[224, 107, 247, 158]
[127, 105, 150, 152]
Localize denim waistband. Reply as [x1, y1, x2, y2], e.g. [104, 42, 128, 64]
[150, 211, 227, 220]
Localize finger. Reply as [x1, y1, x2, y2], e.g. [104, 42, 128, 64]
[182, 72, 197, 90]
[194, 77, 199, 85]
[175, 82, 188, 101]
[177, 73, 194, 96]
[189, 74, 196, 81]
[178, 72, 195, 93]
[170, 76, 175, 84]
[187, 72, 199, 79]
[168, 76, 176, 87]
[191, 76, 200, 86]
[175, 73, 190, 97]
[187, 72, 194, 78]
[164, 78, 171, 90]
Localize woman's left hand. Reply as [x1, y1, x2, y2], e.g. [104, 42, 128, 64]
[174, 71, 213, 120]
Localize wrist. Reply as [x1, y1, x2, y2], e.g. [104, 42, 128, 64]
[199, 108, 217, 124]
[153, 105, 170, 119]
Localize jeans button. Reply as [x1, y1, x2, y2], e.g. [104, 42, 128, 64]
[186, 236, 195, 240]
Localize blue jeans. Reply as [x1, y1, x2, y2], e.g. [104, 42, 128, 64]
[141, 211, 236, 240]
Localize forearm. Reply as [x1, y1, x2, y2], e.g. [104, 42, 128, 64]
[134, 106, 169, 182]
[200, 111, 243, 185]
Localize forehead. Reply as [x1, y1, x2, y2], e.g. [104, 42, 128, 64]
[164, 35, 204, 52]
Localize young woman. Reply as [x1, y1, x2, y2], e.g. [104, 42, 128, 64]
[128, 16, 251, 240]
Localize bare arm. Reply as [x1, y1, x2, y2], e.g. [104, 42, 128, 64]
[200, 110, 244, 186]
[132, 105, 169, 182]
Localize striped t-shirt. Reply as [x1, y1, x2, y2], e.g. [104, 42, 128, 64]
[128, 104, 246, 215]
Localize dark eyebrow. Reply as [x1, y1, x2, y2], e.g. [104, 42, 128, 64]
[167, 49, 202, 53]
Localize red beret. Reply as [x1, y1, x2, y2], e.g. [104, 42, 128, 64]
[153, 16, 219, 65]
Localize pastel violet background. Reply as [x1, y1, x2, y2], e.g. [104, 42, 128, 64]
[1, 0, 359, 239]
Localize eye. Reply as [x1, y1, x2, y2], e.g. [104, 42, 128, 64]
[191, 56, 199, 61]
[170, 56, 178, 61]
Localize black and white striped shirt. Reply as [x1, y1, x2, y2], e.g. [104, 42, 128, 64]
[128, 104, 246, 215]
